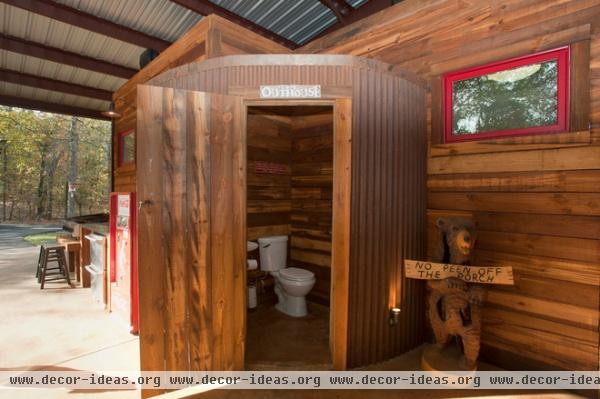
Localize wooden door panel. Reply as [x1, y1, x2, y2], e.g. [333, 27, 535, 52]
[137, 85, 245, 392]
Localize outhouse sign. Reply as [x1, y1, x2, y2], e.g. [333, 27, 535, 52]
[259, 85, 321, 99]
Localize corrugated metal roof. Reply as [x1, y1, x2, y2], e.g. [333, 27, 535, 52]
[211, 0, 337, 45]
[0, 0, 381, 117]
[55, 0, 203, 42]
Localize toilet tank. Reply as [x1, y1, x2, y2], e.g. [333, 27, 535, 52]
[257, 235, 288, 271]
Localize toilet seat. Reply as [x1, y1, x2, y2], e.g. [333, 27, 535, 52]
[279, 267, 314, 282]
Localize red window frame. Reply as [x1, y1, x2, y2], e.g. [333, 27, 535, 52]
[118, 128, 135, 166]
[443, 46, 570, 143]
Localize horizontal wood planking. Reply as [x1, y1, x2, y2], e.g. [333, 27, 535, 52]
[428, 146, 600, 175]
[474, 249, 600, 287]
[247, 225, 289, 241]
[290, 112, 334, 305]
[298, 0, 600, 371]
[475, 230, 600, 263]
[429, 192, 600, 216]
[481, 322, 596, 371]
[486, 290, 598, 330]
[246, 113, 292, 236]
[429, 130, 591, 157]
[492, 273, 598, 310]
[428, 170, 600, 193]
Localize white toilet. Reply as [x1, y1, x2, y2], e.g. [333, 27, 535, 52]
[258, 235, 315, 317]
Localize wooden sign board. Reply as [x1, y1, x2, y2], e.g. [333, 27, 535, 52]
[404, 259, 514, 285]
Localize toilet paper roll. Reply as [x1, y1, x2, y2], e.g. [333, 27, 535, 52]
[247, 259, 258, 270]
[248, 285, 257, 309]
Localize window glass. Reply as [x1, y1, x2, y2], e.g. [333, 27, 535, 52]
[120, 131, 135, 165]
[452, 60, 558, 136]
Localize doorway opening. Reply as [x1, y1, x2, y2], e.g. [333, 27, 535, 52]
[245, 104, 334, 370]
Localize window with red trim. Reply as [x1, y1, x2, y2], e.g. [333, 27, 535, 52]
[118, 129, 135, 166]
[443, 47, 570, 142]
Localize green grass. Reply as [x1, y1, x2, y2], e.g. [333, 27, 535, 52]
[23, 232, 59, 246]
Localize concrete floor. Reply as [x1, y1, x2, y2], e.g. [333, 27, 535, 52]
[0, 224, 140, 399]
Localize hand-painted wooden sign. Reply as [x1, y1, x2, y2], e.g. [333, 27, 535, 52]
[259, 85, 321, 99]
[404, 259, 514, 285]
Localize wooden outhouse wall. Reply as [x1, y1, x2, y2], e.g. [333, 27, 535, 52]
[301, 0, 600, 371]
[112, 15, 288, 193]
[147, 55, 428, 368]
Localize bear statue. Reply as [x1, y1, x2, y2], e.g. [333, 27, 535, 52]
[427, 217, 486, 370]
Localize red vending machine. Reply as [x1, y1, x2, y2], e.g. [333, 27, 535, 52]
[109, 192, 139, 334]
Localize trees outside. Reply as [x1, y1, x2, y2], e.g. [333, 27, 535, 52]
[0, 106, 110, 222]
[452, 60, 559, 135]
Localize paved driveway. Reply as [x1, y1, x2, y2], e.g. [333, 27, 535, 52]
[0, 223, 62, 250]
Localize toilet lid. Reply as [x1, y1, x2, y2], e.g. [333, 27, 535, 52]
[280, 267, 315, 281]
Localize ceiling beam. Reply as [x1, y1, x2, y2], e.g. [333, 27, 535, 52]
[319, 0, 354, 24]
[0, 68, 113, 101]
[0, 94, 109, 120]
[1, 0, 170, 51]
[0, 34, 137, 80]
[169, 0, 298, 49]
[307, 0, 392, 44]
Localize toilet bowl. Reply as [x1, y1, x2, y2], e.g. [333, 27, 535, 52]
[258, 235, 315, 317]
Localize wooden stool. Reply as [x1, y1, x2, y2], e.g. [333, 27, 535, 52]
[35, 245, 45, 283]
[39, 245, 72, 289]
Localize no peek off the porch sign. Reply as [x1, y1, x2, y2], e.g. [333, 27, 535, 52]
[404, 260, 514, 285]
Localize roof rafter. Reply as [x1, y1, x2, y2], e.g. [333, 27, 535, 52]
[0, 94, 109, 120]
[319, 0, 354, 24]
[1, 0, 171, 51]
[169, 0, 298, 49]
[0, 34, 137, 79]
[308, 0, 392, 43]
[0, 68, 113, 101]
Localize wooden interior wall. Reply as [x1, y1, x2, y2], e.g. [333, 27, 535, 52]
[300, 0, 600, 371]
[246, 111, 292, 241]
[289, 111, 334, 306]
[147, 56, 428, 369]
[112, 15, 288, 193]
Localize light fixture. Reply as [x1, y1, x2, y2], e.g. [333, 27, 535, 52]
[102, 102, 121, 119]
[389, 307, 401, 326]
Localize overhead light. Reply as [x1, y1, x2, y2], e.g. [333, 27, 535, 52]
[102, 102, 121, 119]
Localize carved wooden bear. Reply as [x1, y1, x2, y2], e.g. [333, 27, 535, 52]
[428, 217, 486, 370]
